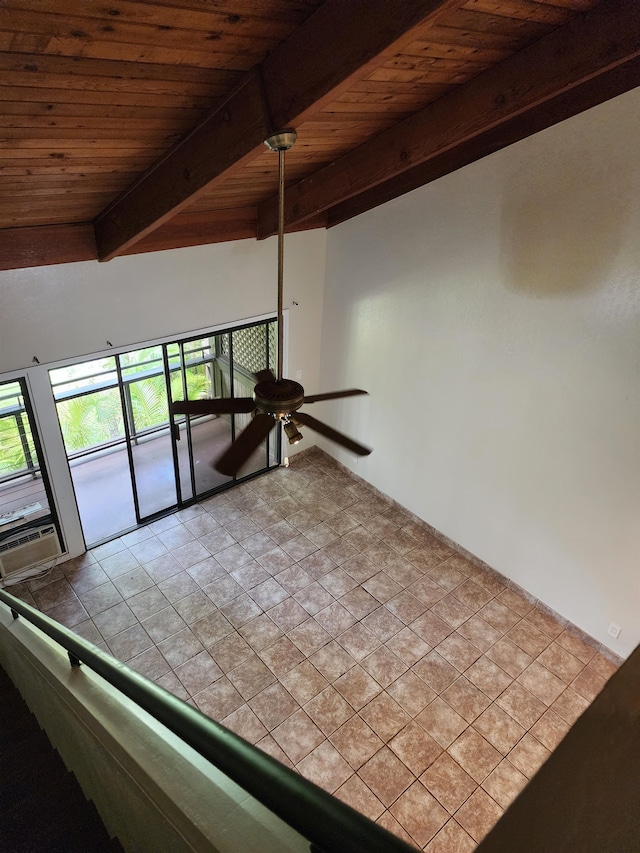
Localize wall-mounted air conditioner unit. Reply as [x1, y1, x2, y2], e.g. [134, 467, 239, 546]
[0, 524, 61, 579]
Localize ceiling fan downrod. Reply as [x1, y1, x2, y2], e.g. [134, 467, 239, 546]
[170, 127, 371, 477]
[264, 129, 297, 383]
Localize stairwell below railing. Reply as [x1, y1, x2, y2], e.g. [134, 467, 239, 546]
[0, 588, 416, 853]
[0, 664, 124, 852]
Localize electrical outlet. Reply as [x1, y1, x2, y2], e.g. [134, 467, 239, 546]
[607, 622, 621, 640]
[296, 369, 303, 380]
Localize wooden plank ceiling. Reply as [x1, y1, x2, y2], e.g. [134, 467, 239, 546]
[0, 0, 638, 270]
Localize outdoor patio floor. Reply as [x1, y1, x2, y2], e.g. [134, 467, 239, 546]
[70, 416, 271, 545]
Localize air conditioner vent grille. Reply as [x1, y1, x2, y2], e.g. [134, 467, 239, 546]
[0, 524, 60, 578]
[0, 528, 46, 553]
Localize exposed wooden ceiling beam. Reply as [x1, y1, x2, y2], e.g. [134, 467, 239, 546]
[0, 206, 329, 271]
[123, 208, 327, 256]
[257, 0, 640, 238]
[0, 224, 96, 272]
[260, 0, 463, 128]
[93, 72, 268, 263]
[121, 208, 258, 257]
[93, 0, 465, 262]
[325, 55, 640, 229]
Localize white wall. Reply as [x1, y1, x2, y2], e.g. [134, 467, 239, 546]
[0, 230, 327, 555]
[319, 88, 640, 657]
[0, 230, 326, 379]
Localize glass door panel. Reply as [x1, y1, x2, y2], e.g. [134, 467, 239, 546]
[51, 359, 135, 545]
[167, 342, 193, 504]
[181, 333, 234, 495]
[60, 385, 134, 543]
[67, 437, 136, 544]
[119, 346, 178, 520]
[228, 323, 279, 479]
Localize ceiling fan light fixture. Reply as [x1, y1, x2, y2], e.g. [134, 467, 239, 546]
[284, 419, 303, 445]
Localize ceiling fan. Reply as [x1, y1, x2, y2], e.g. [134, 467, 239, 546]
[170, 129, 372, 478]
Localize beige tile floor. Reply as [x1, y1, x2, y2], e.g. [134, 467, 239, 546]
[12, 448, 619, 851]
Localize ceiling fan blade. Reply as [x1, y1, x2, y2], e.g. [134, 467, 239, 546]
[254, 368, 275, 383]
[303, 389, 368, 404]
[294, 411, 371, 456]
[214, 413, 276, 476]
[171, 398, 255, 416]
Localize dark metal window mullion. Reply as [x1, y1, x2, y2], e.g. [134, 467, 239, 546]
[213, 333, 222, 398]
[114, 355, 142, 524]
[274, 319, 283, 468]
[264, 320, 272, 469]
[122, 379, 137, 445]
[228, 331, 237, 479]
[179, 340, 198, 504]
[265, 318, 282, 469]
[17, 378, 65, 552]
[163, 344, 183, 506]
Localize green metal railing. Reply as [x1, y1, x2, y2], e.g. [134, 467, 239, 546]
[0, 399, 38, 483]
[0, 588, 416, 853]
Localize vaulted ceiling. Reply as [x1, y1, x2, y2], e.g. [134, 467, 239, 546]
[0, 0, 638, 271]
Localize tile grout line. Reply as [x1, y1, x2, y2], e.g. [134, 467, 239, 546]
[13, 447, 620, 851]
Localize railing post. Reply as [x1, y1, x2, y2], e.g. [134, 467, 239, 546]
[16, 411, 37, 478]
[122, 380, 137, 445]
[211, 359, 220, 399]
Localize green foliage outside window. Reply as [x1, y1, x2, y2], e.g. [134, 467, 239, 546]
[56, 361, 211, 454]
[2, 324, 272, 476]
[0, 381, 37, 478]
[0, 415, 32, 476]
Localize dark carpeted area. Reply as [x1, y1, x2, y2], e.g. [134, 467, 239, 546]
[0, 665, 123, 853]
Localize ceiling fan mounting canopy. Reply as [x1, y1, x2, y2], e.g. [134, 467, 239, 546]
[169, 128, 372, 477]
[264, 129, 297, 152]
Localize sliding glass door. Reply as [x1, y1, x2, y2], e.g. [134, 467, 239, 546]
[175, 333, 230, 498]
[172, 322, 278, 495]
[50, 319, 279, 546]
